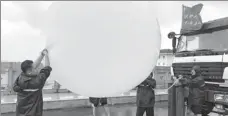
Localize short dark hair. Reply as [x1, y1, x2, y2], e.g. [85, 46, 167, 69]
[21, 60, 33, 73]
[192, 65, 200, 71]
[192, 65, 201, 75]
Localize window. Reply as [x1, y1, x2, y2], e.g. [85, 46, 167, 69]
[177, 29, 228, 52]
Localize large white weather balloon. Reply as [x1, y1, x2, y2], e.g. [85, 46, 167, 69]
[44, 1, 161, 97]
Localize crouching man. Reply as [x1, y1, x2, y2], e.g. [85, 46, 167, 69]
[89, 97, 110, 116]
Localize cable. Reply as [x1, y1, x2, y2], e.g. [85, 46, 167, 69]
[91, 104, 96, 116]
[165, 76, 183, 92]
[102, 98, 110, 116]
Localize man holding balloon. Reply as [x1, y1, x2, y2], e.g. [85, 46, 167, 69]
[136, 72, 156, 116]
[13, 49, 52, 116]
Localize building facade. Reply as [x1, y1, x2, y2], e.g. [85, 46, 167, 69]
[156, 49, 174, 66]
[0, 62, 63, 94]
[153, 49, 174, 89]
[153, 66, 172, 89]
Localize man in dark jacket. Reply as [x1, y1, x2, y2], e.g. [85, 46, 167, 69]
[136, 72, 156, 116]
[180, 65, 206, 116]
[13, 49, 52, 116]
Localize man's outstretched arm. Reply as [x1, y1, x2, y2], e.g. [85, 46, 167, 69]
[45, 51, 50, 67]
[32, 49, 47, 69]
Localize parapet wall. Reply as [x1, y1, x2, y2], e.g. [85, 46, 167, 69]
[1, 94, 168, 114]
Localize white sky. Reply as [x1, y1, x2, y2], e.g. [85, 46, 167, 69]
[1, 1, 228, 62]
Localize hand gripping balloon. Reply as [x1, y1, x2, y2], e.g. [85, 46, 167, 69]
[44, 2, 161, 97]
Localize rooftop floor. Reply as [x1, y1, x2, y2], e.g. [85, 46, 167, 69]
[1, 89, 168, 104]
[2, 102, 219, 116]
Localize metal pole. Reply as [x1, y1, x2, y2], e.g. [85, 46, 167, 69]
[176, 86, 185, 116]
[168, 82, 176, 116]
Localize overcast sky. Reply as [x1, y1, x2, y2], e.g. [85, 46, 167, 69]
[2, 1, 228, 62]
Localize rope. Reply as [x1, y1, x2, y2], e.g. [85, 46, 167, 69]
[91, 104, 95, 116]
[165, 76, 183, 92]
[102, 98, 110, 116]
[45, 40, 60, 51]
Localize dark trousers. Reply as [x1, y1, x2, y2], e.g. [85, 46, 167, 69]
[136, 107, 154, 116]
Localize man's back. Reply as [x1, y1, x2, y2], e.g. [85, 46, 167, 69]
[136, 77, 156, 107]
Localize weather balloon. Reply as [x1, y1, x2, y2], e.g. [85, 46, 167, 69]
[44, 1, 161, 97]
